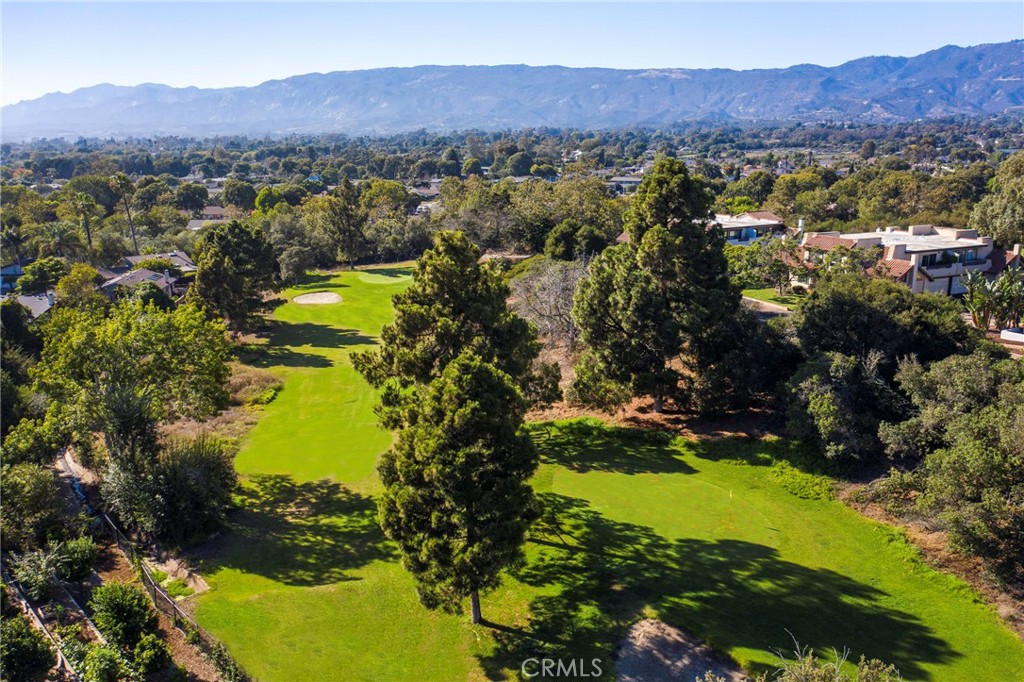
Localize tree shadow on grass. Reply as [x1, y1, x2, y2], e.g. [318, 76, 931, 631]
[270, 321, 376, 350]
[360, 267, 412, 280]
[529, 420, 695, 475]
[292, 274, 351, 291]
[478, 493, 958, 681]
[689, 436, 842, 477]
[238, 322, 377, 369]
[192, 474, 395, 586]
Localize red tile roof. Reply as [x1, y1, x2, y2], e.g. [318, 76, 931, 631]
[988, 248, 1022, 275]
[802, 234, 858, 252]
[871, 259, 913, 280]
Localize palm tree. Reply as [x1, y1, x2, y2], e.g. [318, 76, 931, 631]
[992, 268, 1024, 329]
[110, 172, 140, 255]
[961, 269, 996, 331]
[66, 191, 100, 254]
[1, 218, 27, 266]
[32, 221, 86, 260]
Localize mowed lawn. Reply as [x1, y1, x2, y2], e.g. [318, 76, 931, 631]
[742, 287, 807, 309]
[191, 266, 1024, 682]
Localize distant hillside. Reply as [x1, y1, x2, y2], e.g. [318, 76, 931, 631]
[3, 41, 1022, 140]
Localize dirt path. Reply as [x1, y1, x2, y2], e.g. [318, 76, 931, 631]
[742, 296, 792, 320]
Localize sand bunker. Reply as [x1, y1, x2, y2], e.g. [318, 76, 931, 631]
[293, 291, 342, 304]
[617, 619, 747, 682]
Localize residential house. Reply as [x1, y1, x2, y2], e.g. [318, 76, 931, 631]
[200, 206, 227, 221]
[717, 213, 787, 246]
[774, 159, 797, 176]
[607, 176, 644, 195]
[122, 251, 198, 275]
[0, 292, 54, 320]
[1, 258, 33, 294]
[794, 225, 1020, 295]
[100, 268, 178, 299]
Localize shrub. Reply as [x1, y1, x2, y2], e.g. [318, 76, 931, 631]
[54, 624, 91, 670]
[89, 582, 157, 649]
[82, 645, 124, 682]
[769, 461, 835, 500]
[164, 579, 194, 599]
[148, 436, 238, 545]
[0, 613, 56, 682]
[133, 632, 173, 675]
[0, 462, 61, 552]
[56, 536, 98, 582]
[11, 548, 60, 601]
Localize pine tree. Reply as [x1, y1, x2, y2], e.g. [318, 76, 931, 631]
[377, 351, 538, 623]
[356, 231, 553, 623]
[189, 220, 278, 331]
[572, 157, 740, 413]
[354, 230, 555, 428]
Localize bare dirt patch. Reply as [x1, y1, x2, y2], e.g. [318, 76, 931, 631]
[293, 291, 342, 304]
[617, 619, 748, 682]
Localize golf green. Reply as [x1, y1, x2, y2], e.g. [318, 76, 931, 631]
[191, 267, 1024, 681]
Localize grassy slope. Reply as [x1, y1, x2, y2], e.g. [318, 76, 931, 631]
[192, 267, 1024, 682]
[742, 287, 806, 309]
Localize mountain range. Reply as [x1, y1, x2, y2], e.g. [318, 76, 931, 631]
[3, 40, 1022, 140]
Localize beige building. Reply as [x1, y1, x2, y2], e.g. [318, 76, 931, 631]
[797, 225, 1021, 295]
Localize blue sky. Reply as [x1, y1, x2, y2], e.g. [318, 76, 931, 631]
[2, 2, 1021, 105]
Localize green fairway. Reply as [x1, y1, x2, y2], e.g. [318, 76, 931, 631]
[742, 287, 806, 309]
[191, 267, 1024, 682]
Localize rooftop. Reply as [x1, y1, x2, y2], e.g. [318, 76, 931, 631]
[716, 214, 786, 230]
[840, 225, 990, 253]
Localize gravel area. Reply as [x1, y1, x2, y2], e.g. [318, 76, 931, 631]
[617, 619, 748, 682]
[293, 291, 342, 304]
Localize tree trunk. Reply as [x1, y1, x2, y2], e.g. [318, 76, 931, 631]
[470, 589, 482, 624]
[124, 199, 140, 255]
[653, 395, 664, 413]
[82, 216, 93, 252]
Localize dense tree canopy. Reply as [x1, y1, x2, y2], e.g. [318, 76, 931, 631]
[572, 157, 743, 413]
[189, 220, 278, 331]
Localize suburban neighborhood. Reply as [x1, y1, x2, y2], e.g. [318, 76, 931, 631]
[1, 7, 1023, 682]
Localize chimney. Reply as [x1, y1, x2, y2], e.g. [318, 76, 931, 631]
[164, 270, 173, 296]
[46, 292, 54, 306]
[1014, 244, 1022, 257]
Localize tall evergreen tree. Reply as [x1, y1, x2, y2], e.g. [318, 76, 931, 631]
[572, 157, 741, 413]
[354, 230, 555, 428]
[189, 220, 278, 331]
[377, 351, 538, 623]
[356, 231, 554, 622]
